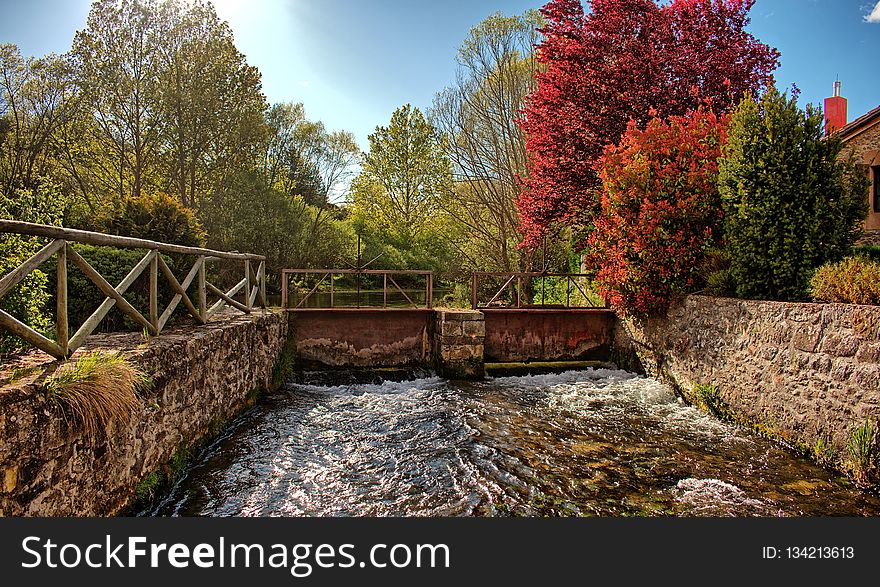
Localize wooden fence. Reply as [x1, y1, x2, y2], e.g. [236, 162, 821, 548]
[0, 219, 267, 359]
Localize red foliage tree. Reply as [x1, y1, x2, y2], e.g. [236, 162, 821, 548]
[586, 109, 726, 316]
[517, 0, 778, 248]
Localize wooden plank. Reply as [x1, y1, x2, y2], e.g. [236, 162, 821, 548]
[67, 246, 155, 335]
[0, 239, 64, 298]
[56, 242, 68, 357]
[249, 279, 259, 308]
[207, 278, 247, 317]
[258, 261, 266, 308]
[68, 249, 156, 352]
[157, 255, 203, 331]
[244, 260, 251, 311]
[149, 253, 158, 332]
[207, 279, 249, 314]
[0, 308, 65, 359]
[0, 219, 263, 261]
[281, 270, 288, 309]
[198, 256, 206, 322]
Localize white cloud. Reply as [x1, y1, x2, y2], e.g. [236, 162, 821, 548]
[297, 80, 311, 88]
[866, 1, 880, 23]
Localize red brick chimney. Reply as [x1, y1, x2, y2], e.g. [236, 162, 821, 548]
[824, 80, 847, 135]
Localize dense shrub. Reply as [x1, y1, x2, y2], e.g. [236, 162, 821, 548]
[0, 181, 64, 355]
[584, 109, 726, 316]
[718, 88, 869, 301]
[88, 192, 206, 247]
[810, 257, 880, 305]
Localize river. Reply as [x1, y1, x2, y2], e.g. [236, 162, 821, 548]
[148, 368, 880, 516]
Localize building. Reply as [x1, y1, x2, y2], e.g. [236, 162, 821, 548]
[825, 82, 880, 231]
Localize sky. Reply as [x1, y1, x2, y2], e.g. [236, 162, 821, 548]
[1, 0, 879, 150]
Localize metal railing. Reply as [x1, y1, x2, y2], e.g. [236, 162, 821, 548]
[281, 269, 433, 310]
[471, 272, 605, 310]
[0, 219, 267, 359]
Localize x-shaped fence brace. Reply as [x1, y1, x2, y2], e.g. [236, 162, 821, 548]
[0, 220, 266, 360]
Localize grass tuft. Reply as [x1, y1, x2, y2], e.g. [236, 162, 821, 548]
[846, 419, 878, 486]
[44, 350, 150, 442]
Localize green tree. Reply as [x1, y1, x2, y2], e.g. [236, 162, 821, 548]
[431, 10, 544, 273]
[351, 104, 451, 243]
[0, 45, 71, 198]
[156, 0, 268, 211]
[719, 88, 869, 301]
[70, 0, 163, 202]
[263, 102, 358, 207]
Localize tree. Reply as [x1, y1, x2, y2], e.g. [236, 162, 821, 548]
[719, 88, 869, 301]
[431, 10, 544, 273]
[586, 109, 726, 316]
[70, 0, 163, 202]
[155, 0, 268, 211]
[517, 0, 779, 248]
[263, 102, 358, 207]
[0, 45, 71, 197]
[351, 104, 451, 243]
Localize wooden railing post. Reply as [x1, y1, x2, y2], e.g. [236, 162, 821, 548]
[259, 262, 267, 308]
[383, 273, 387, 308]
[56, 242, 68, 357]
[281, 270, 288, 309]
[149, 250, 159, 333]
[329, 272, 334, 308]
[244, 259, 252, 312]
[198, 255, 206, 322]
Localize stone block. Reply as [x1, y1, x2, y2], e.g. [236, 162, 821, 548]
[441, 320, 463, 336]
[462, 319, 485, 337]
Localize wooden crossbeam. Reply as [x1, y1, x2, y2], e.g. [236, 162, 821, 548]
[67, 248, 156, 352]
[157, 255, 204, 331]
[67, 246, 155, 336]
[0, 308, 65, 358]
[206, 278, 248, 317]
[0, 239, 64, 298]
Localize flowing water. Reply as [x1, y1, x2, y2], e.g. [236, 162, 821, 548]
[150, 369, 880, 517]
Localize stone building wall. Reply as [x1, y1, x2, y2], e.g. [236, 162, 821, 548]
[615, 296, 880, 457]
[0, 310, 287, 516]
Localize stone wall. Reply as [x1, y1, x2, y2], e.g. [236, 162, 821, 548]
[615, 295, 880, 457]
[433, 309, 485, 379]
[0, 310, 287, 516]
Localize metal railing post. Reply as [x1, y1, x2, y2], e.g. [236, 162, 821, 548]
[471, 273, 478, 309]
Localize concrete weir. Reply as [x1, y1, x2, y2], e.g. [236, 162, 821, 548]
[287, 307, 617, 377]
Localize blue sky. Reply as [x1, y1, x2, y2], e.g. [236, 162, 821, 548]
[1, 0, 879, 149]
